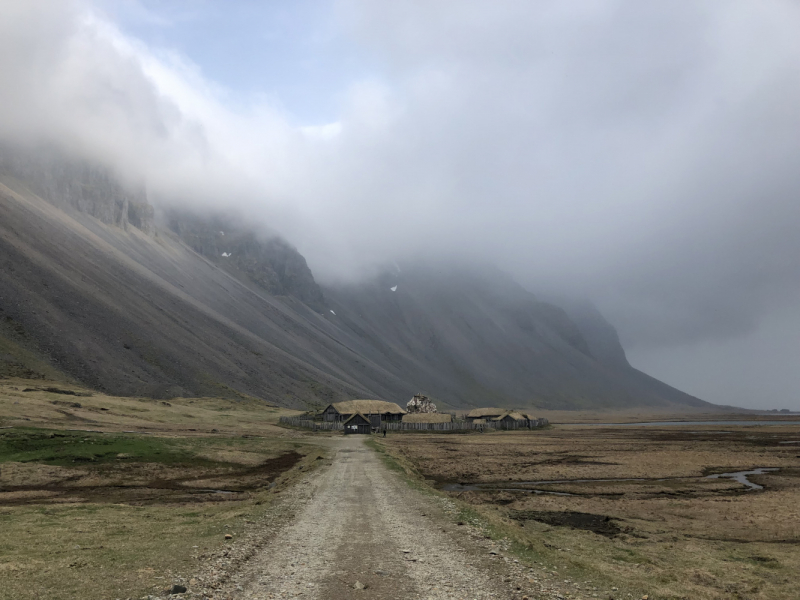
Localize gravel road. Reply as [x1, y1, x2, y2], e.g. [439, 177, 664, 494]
[215, 436, 512, 600]
[193, 436, 605, 600]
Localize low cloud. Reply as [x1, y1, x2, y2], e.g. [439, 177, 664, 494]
[2, 1, 800, 406]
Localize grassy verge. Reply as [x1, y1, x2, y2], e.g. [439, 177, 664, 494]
[0, 429, 326, 600]
[369, 436, 663, 600]
[0, 379, 327, 600]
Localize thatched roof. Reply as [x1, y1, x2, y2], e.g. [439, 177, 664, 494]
[343, 412, 371, 425]
[329, 399, 406, 415]
[494, 411, 527, 421]
[466, 407, 507, 418]
[402, 413, 453, 424]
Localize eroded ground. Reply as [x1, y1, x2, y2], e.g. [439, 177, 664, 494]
[0, 429, 305, 506]
[382, 424, 800, 600]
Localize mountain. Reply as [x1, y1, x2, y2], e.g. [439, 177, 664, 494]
[0, 145, 708, 409]
[321, 267, 706, 409]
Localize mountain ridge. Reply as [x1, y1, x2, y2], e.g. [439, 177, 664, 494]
[0, 146, 709, 410]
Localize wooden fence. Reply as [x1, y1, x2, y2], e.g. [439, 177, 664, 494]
[279, 418, 344, 430]
[279, 416, 548, 432]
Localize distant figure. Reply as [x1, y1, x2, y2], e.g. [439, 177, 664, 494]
[383, 428, 387, 437]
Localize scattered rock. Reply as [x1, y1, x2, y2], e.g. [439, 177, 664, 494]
[224, 534, 233, 540]
[353, 581, 367, 590]
[168, 584, 187, 594]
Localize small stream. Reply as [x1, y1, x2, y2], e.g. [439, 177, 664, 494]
[439, 476, 656, 496]
[705, 467, 779, 490]
[439, 468, 781, 495]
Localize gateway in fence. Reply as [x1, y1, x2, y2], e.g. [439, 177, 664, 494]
[322, 399, 406, 428]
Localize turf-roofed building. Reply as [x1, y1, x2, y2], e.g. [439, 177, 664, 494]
[465, 408, 538, 427]
[322, 400, 407, 428]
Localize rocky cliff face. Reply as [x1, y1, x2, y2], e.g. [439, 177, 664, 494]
[555, 298, 631, 369]
[321, 264, 706, 409]
[164, 211, 326, 312]
[0, 144, 154, 234]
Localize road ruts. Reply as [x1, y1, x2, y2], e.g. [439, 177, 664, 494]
[225, 436, 513, 600]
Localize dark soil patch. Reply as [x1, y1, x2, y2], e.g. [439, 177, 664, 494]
[23, 387, 90, 396]
[50, 400, 82, 408]
[524, 455, 619, 467]
[510, 510, 622, 537]
[0, 451, 302, 506]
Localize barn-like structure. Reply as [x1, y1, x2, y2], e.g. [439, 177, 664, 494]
[465, 408, 539, 429]
[465, 407, 506, 422]
[343, 413, 372, 434]
[321, 399, 406, 429]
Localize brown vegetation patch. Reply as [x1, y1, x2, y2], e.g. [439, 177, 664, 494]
[0, 451, 302, 506]
[381, 422, 800, 600]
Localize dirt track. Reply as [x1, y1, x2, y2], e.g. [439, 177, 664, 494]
[218, 436, 518, 600]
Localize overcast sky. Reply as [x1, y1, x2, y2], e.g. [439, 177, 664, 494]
[1, 1, 799, 409]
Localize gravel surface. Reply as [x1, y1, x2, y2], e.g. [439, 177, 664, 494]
[170, 436, 620, 600]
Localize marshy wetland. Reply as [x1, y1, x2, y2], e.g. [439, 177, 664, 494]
[381, 422, 800, 600]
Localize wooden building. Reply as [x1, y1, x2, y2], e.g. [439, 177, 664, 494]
[465, 408, 538, 429]
[343, 413, 372, 434]
[322, 399, 406, 428]
[495, 411, 528, 429]
[465, 407, 506, 423]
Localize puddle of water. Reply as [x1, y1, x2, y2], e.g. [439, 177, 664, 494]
[779, 441, 800, 444]
[439, 476, 658, 496]
[706, 468, 779, 490]
[441, 469, 782, 496]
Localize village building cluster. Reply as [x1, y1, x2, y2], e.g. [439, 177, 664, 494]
[315, 396, 545, 434]
[464, 407, 539, 427]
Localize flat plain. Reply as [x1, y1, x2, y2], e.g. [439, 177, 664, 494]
[378, 422, 800, 600]
[3, 377, 800, 600]
[0, 379, 322, 600]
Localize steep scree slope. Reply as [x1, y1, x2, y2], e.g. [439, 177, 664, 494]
[0, 150, 707, 409]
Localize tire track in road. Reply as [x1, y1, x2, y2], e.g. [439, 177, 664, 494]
[227, 437, 512, 600]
